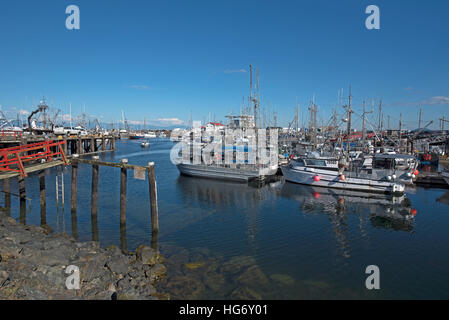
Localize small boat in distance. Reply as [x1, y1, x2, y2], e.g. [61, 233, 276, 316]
[141, 140, 150, 147]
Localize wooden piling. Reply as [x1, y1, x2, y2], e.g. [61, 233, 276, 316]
[112, 137, 116, 151]
[18, 177, 26, 224]
[90, 138, 95, 153]
[147, 162, 159, 234]
[91, 157, 99, 241]
[70, 159, 79, 240]
[39, 170, 46, 226]
[3, 178, 11, 216]
[120, 159, 127, 225]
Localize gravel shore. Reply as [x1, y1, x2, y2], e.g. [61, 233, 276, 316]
[0, 211, 168, 300]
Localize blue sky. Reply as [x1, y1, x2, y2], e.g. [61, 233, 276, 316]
[0, 0, 448, 129]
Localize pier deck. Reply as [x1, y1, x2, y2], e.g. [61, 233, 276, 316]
[0, 159, 65, 180]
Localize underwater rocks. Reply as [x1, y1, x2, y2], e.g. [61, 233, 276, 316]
[0, 211, 167, 300]
[157, 245, 300, 300]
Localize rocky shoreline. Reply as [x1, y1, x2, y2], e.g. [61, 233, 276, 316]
[0, 211, 168, 300]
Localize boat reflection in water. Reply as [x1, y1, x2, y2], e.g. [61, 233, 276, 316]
[279, 182, 416, 257]
[175, 175, 279, 249]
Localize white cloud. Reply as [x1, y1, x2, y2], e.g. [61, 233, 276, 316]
[425, 96, 449, 105]
[224, 69, 247, 74]
[156, 118, 185, 125]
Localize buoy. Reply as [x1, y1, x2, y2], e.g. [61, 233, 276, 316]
[414, 170, 419, 176]
[411, 208, 418, 216]
[407, 172, 412, 177]
[387, 176, 392, 181]
[392, 174, 397, 180]
[339, 174, 345, 181]
[412, 174, 416, 179]
[313, 175, 321, 182]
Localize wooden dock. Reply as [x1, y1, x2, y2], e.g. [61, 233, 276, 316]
[415, 171, 448, 188]
[0, 134, 116, 156]
[0, 159, 65, 180]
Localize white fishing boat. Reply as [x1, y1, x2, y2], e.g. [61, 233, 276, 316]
[356, 153, 418, 185]
[281, 155, 406, 195]
[177, 162, 278, 182]
[144, 131, 157, 138]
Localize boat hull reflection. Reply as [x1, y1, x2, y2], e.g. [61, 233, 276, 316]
[279, 182, 415, 233]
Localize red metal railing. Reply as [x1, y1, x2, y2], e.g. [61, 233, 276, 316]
[0, 140, 68, 177]
[0, 130, 23, 140]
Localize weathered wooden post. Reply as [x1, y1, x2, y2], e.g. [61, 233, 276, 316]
[18, 177, 26, 224]
[112, 136, 116, 151]
[3, 178, 11, 216]
[39, 170, 46, 226]
[147, 162, 159, 234]
[120, 158, 128, 225]
[120, 158, 128, 252]
[71, 155, 79, 239]
[77, 138, 83, 154]
[90, 137, 95, 153]
[91, 156, 99, 241]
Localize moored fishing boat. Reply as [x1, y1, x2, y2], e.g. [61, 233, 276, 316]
[281, 156, 406, 195]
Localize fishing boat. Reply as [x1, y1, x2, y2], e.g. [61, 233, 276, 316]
[144, 131, 157, 138]
[368, 153, 418, 185]
[177, 162, 278, 182]
[281, 154, 406, 195]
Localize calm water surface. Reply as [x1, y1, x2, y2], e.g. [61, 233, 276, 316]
[3, 139, 449, 299]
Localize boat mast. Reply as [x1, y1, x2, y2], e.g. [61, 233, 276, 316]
[345, 87, 352, 160]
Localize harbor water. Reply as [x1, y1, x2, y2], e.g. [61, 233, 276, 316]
[3, 139, 449, 299]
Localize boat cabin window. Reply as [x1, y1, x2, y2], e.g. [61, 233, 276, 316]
[373, 158, 395, 169]
[304, 159, 327, 167]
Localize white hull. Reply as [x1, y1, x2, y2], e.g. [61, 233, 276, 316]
[281, 165, 405, 195]
[177, 163, 278, 182]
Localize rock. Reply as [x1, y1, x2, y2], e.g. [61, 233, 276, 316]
[230, 286, 262, 300]
[135, 245, 158, 265]
[117, 288, 143, 300]
[105, 256, 129, 275]
[79, 254, 109, 282]
[202, 272, 225, 292]
[91, 290, 116, 300]
[145, 264, 166, 281]
[164, 275, 205, 299]
[220, 255, 256, 274]
[41, 224, 54, 235]
[0, 213, 168, 300]
[184, 262, 205, 270]
[0, 270, 9, 284]
[235, 265, 269, 287]
[270, 274, 295, 286]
